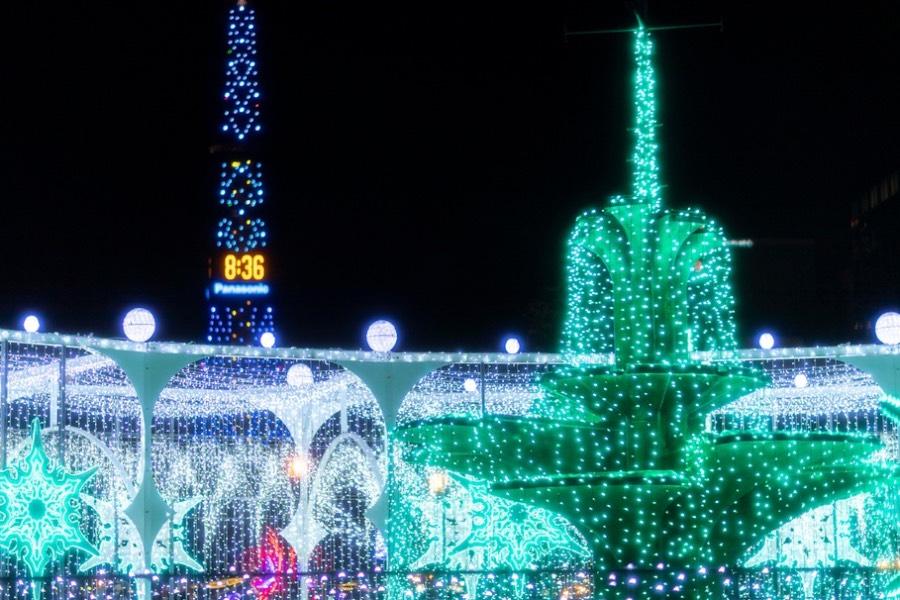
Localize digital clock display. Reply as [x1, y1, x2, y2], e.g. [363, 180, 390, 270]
[222, 253, 266, 281]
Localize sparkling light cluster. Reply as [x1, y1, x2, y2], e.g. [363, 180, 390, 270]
[216, 160, 267, 252]
[221, 2, 261, 141]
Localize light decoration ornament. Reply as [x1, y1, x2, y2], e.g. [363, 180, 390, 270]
[222, 2, 261, 141]
[245, 527, 298, 600]
[392, 20, 896, 599]
[875, 311, 900, 345]
[504, 337, 521, 354]
[366, 319, 398, 352]
[122, 307, 156, 342]
[286, 363, 314, 386]
[22, 315, 40, 333]
[0, 420, 98, 582]
[216, 160, 267, 253]
[758, 332, 775, 350]
[207, 0, 275, 347]
[259, 331, 275, 348]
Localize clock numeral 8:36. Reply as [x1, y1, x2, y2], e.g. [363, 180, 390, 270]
[223, 253, 265, 281]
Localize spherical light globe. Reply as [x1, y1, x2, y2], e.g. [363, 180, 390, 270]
[260, 331, 276, 348]
[463, 378, 477, 393]
[122, 308, 156, 342]
[287, 363, 314, 387]
[366, 320, 397, 353]
[504, 337, 521, 354]
[875, 312, 900, 345]
[793, 372, 808, 388]
[758, 332, 775, 350]
[22, 315, 40, 334]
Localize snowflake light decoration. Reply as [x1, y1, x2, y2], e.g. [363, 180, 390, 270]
[0, 419, 98, 578]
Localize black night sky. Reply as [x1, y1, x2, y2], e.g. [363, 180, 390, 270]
[0, 2, 898, 351]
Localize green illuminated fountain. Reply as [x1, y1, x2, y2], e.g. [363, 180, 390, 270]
[395, 23, 893, 597]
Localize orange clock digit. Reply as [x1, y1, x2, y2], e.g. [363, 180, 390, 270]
[252, 255, 265, 280]
[224, 255, 237, 280]
[240, 254, 253, 280]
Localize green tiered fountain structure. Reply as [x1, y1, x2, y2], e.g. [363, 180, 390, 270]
[395, 23, 893, 597]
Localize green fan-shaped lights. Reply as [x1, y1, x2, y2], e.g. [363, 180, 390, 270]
[0, 419, 98, 580]
[395, 20, 894, 598]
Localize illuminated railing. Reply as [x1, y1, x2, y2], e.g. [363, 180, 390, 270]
[0, 330, 895, 599]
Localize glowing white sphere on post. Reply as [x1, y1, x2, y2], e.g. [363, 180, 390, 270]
[287, 363, 314, 387]
[757, 332, 775, 350]
[22, 315, 40, 334]
[504, 337, 521, 354]
[366, 320, 398, 352]
[875, 312, 900, 345]
[259, 331, 276, 348]
[122, 308, 156, 342]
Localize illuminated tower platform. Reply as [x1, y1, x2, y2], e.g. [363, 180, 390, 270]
[206, 0, 275, 345]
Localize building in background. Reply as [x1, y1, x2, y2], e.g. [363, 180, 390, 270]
[849, 169, 900, 337]
[206, 0, 275, 345]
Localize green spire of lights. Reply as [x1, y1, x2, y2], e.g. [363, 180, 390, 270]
[626, 21, 662, 209]
[560, 22, 736, 365]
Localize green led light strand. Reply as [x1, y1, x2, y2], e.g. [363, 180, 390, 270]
[626, 22, 661, 210]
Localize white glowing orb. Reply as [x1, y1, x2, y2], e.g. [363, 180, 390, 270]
[286, 453, 310, 481]
[875, 312, 900, 345]
[366, 320, 397, 352]
[22, 315, 40, 333]
[287, 363, 314, 387]
[793, 372, 808, 388]
[463, 378, 478, 393]
[504, 337, 521, 354]
[122, 308, 156, 342]
[758, 332, 775, 350]
[260, 332, 276, 348]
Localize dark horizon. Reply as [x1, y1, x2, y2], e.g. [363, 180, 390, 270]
[0, 1, 898, 351]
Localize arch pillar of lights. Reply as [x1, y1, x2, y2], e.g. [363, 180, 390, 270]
[305, 431, 386, 579]
[336, 360, 447, 523]
[88, 346, 195, 600]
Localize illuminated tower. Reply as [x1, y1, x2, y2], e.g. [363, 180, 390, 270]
[206, 0, 275, 345]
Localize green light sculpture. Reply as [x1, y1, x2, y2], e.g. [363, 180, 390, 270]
[0, 419, 98, 597]
[395, 21, 895, 598]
